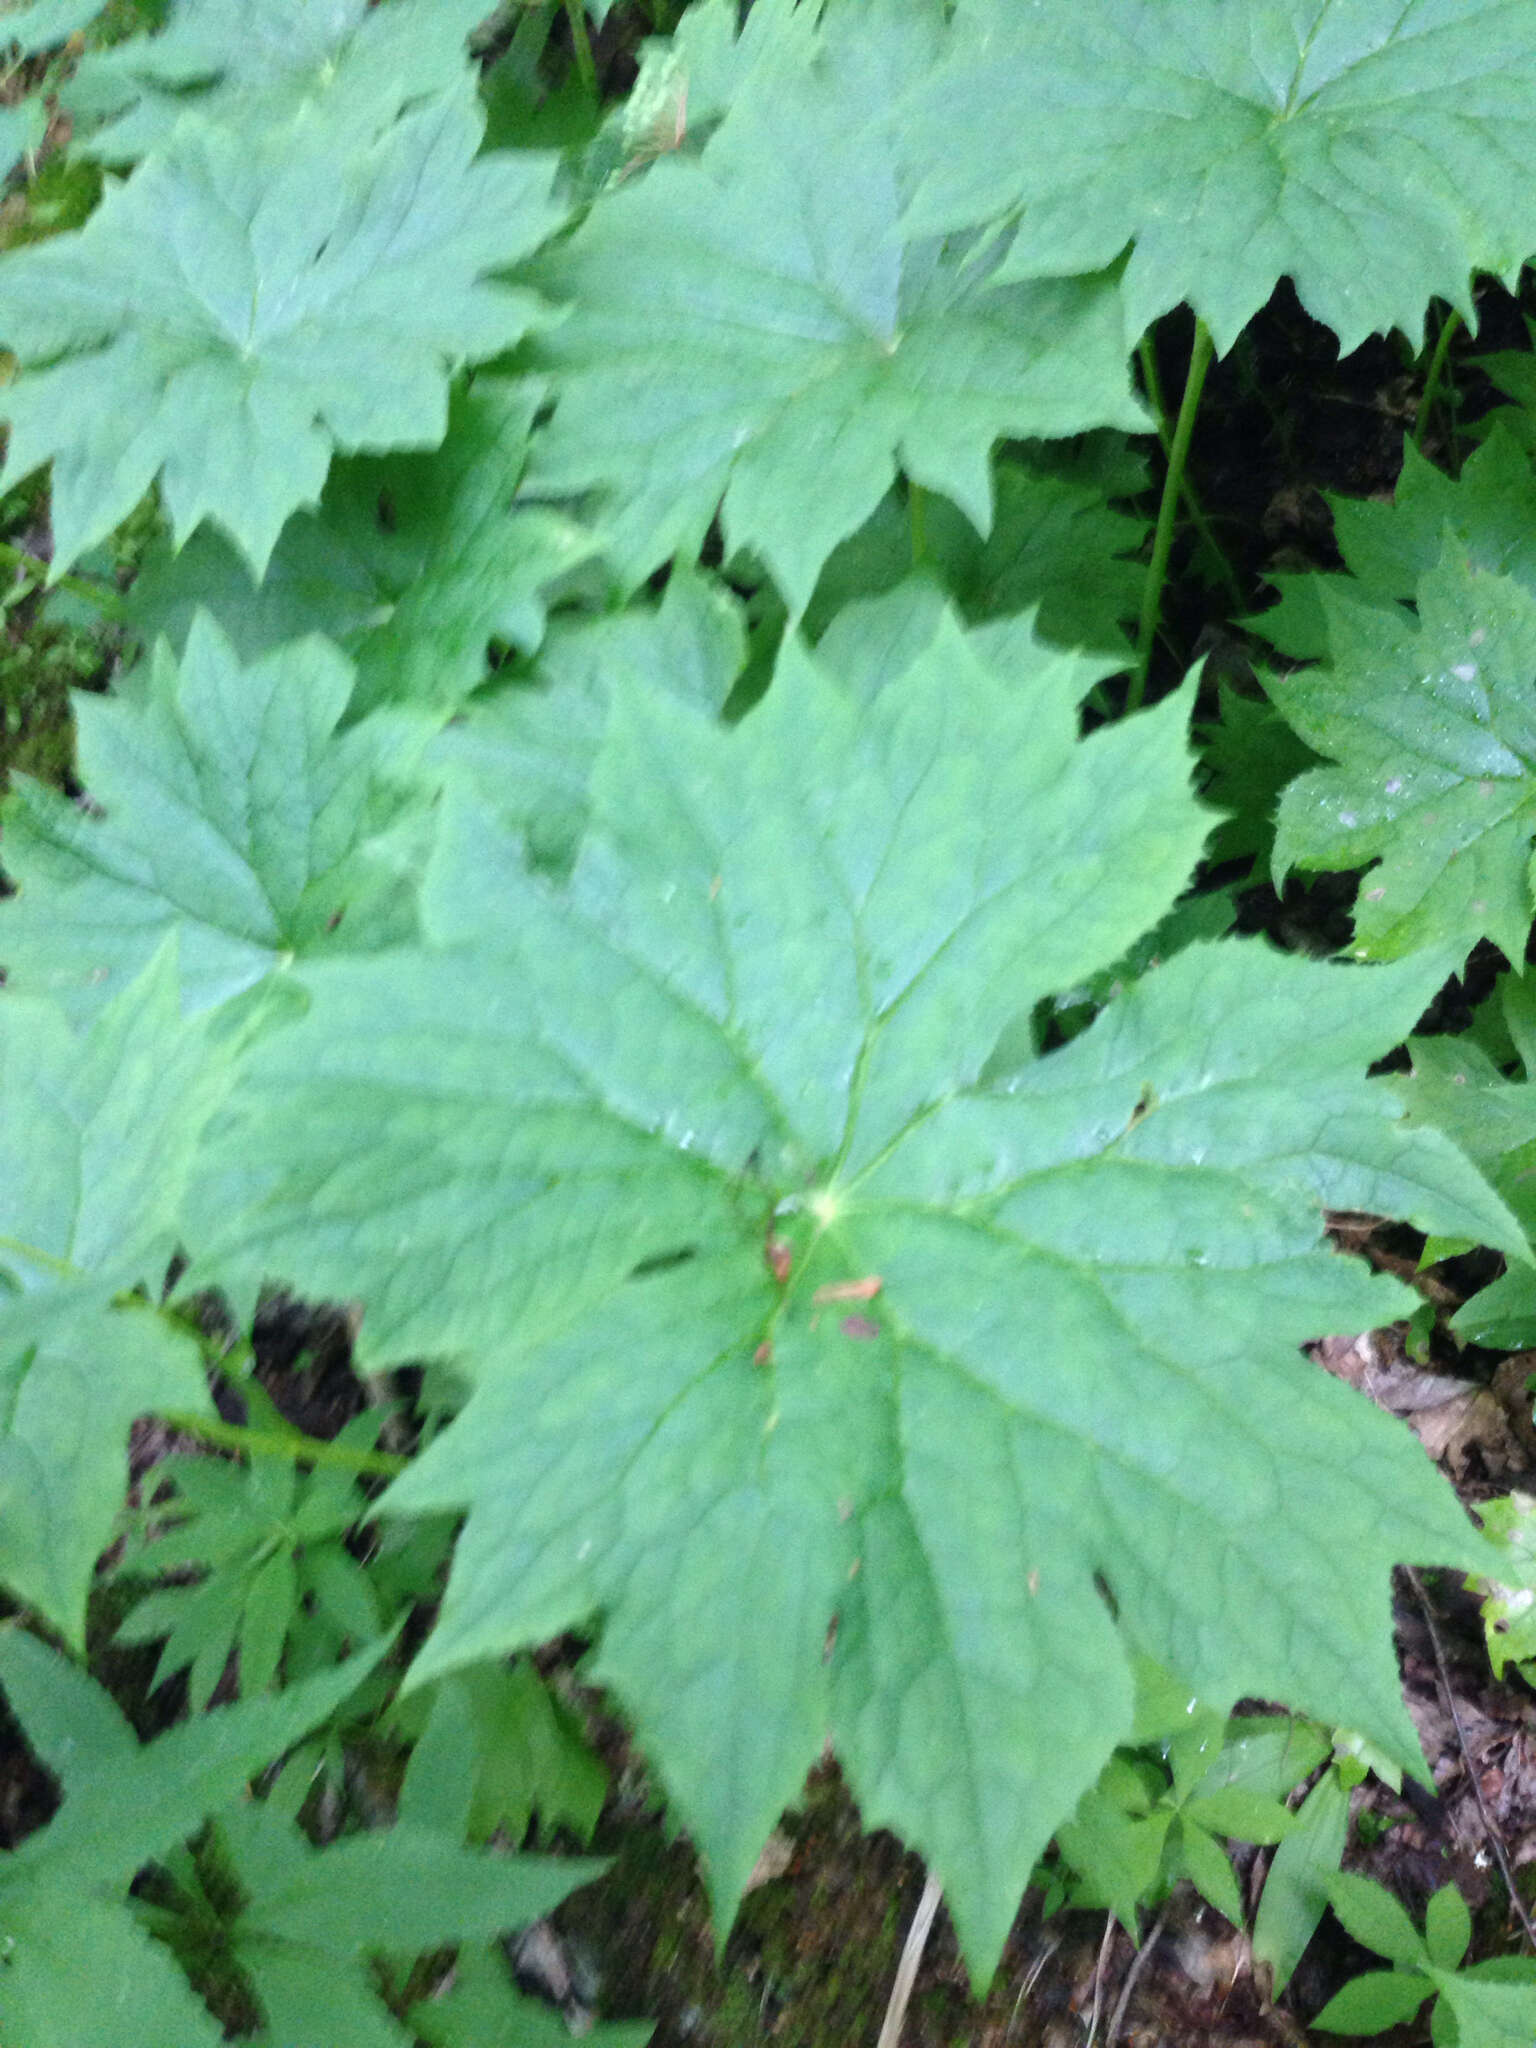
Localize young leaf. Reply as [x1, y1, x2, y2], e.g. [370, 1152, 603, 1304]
[1272, 548, 1536, 964]
[1425, 1885, 1474, 1973]
[905, 0, 1536, 352]
[0, 79, 565, 575]
[528, 41, 1143, 610]
[1328, 1871, 1431, 1969]
[197, 608, 1513, 1981]
[1, 615, 427, 1020]
[125, 383, 599, 721]
[1313, 1967, 1435, 2035]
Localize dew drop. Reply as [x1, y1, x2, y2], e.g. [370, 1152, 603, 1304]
[1338, 811, 1358, 828]
[1452, 661, 1479, 683]
[1385, 777, 1403, 796]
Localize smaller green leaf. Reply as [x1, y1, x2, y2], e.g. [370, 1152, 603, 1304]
[126, 383, 599, 721]
[2, 615, 428, 1020]
[1056, 1778, 1171, 1932]
[1430, 1959, 1536, 2047]
[0, 1630, 390, 1888]
[1253, 1766, 1348, 1994]
[234, 1817, 604, 1955]
[1327, 1871, 1430, 1969]
[0, 1883, 224, 2048]
[1272, 547, 1536, 964]
[239, 1545, 298, 1697]
[1313, 1968, 1434, 2035]
[0, 95, 46, 181]
[1424, 1885, 1474, 1973]
[1181, 1787, 1296, 1845]
[410, 1941, 655, 2048]
[1169, 1819, 1243, 1927]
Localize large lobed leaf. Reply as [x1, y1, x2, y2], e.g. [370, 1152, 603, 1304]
[195, 607, 1515, 1979]
[904, 0, 1536, 353]
[0, 74, 566, 575]
[527, 8, 1144, 611]
[0, 946, 229, 1640]
[1, 615, 428, 1021]
[1271, 547, 1536, 965]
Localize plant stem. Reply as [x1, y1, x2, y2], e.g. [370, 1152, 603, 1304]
[160, 1407, 408, 1480]
[561, 0, 597, 97]
[1136, 333, 1243, 612]
[1413, 307, 1464, 455]
[0, 1233, 81, 1280]
[876, 1869, 943, 2048]
[0, 539, 126, 620]
[1130, 316, 1214, 711]
[908, 479, 927, 566]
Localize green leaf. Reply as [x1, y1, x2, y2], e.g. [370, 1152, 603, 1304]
[218, 1806, 603, 1955]
[1, 615, 426, 1020]
[1056, 1778, 1171, 1931]
[804, 448, 1149, 657]
[0, 1291, 210, 1645]
[1169, 1818, 1244, 1926]
[61, 0, 494, 163]
[425, 566, 748, 877]
[1431, 1960, 1536, 2048]
[905, 0, 1536, 353]
[410, 1941, 655, 2048]
[1252, 424, 1536, 666]
[198, 607, 1509, 1981]
[0, 947, 231, 1639]
[1, 0, 102, 58]
[1328, 1871, 1431, 1969]
[0, 1627, 388, 1887]
[528, 31, 1143, 610]
[1180, 1785, 1296, 1845]
[1391, 1036, 1536, 1345]
[124, 382, 599, 721]
[1253, 1764, 1349, 1994]
[0, 95, 46, 181]
[1425, 1885, 1474, 1973]
[0, 1884, 225, 2048]
[1313, 1967, 1435, 2035]
[398, 1660, 607, 1847]
[0, 80, 565, 575]
[1272, 547, 1536, 964]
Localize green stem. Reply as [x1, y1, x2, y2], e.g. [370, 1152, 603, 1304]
[0, 539, 126, 621]
[561, 0, 597, 96]
[160, 1409, 408, 1480]
[0, 1233, 81, 1280]
[908, 479, 927, 566]
[1130, 317, 1215, 712]
[1413, 307, 1464, 454]
[1136, 329, 1242, 613]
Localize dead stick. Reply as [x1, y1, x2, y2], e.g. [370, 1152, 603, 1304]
[1406, 1566, 1536, 1953]
[1106, 1899, 1171, 2046]
[876, 1869, 944, 2048]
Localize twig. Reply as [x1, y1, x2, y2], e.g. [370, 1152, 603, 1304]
[160, 1407, 408, 1480]
[1105, 1899, 1171, 2046]
[1083, 1912, 1118, 2048]
[876, 1868, 943, 2048]
[1406, 1565, 1536, 1953]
